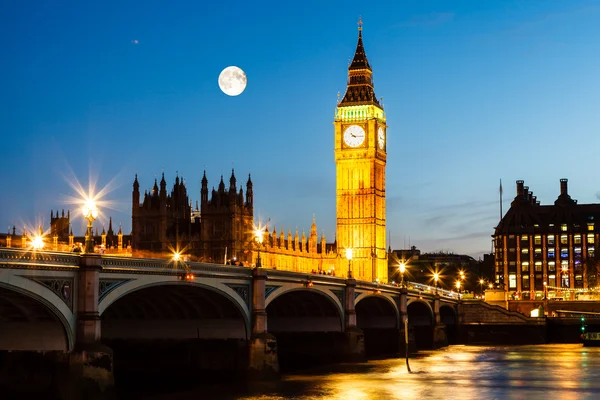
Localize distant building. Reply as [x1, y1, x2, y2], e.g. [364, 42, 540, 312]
[0, 212, 129, 254]
[388, 246, 487, 291]
[493, 179, 600, 300]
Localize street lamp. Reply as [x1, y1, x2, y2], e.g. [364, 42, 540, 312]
[346, 248, 353, 279]
[399, 262, 406, 288]
[82, 198, 98, 254]
[479, 278, 485, 296]
[254, 226, 264, 268]
[455, 280, 461, 293]
[433, 272, 439, 295]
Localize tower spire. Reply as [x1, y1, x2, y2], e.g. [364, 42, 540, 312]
[339, 19, 380, 108]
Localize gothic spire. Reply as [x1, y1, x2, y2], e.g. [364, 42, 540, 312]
[339, 19, 381, 108]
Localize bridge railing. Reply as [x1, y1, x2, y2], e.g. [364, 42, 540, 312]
[100, 256, 252, 278]
[0, 248, 80, 268]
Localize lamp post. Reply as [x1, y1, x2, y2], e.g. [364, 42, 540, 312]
[455, 280, 461, 298]
[254, 226, 264, 268]
[399, 262, 406, 288]
[433, 272, 439, 295]
[82, 199, 98, 254]
[479, 278, 485, 296]
[346, 248, 353, 279]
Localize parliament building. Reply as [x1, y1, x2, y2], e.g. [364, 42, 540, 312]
[1, 23, 390, 284]
[130, 22, 389, 282]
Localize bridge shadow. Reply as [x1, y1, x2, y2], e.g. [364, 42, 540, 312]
[266, 290, 344, 372]
[356, 295, 400, 358]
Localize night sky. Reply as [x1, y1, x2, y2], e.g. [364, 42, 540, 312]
[2, 0, 600, 258]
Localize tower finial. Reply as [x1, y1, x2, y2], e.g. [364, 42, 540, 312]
[358, 15, 363, 31]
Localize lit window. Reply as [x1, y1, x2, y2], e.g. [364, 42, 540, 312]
[509, 274, 517, 289]
[522, 261, 530, 272]
[548, 248, 555, 258]
[535, 248, 542, 258]
[548, 261, 556, 272]
[561, 224, 568, 231]
[575, 247, 582, 255]
[589, 246, 596, 257]
[521, 235, 528, 241]
[548, 235, 555, 245]
[588, 234, 595, 244]
[588, 223, 595, 231]
[561, 248, 569, 258]
[562, 274, 570, 288]
[534, 235, 542, 245]
[535, 261, 542, 272]
[560, 235, 568, 245]
[574, 235, 581, 244]
[549, 274, 556, 287]
[522, 275, 530, 289]
[521, 248, 529, 255]
[561, 260, 569, 271]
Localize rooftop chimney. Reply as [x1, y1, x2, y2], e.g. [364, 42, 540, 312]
[516, 180, 524, 197]
[560, 179, 568, 196]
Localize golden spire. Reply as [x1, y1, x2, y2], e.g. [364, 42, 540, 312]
[358, 15, 363, 31]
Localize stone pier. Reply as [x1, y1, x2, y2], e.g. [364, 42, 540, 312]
[247, 267, 279, 379]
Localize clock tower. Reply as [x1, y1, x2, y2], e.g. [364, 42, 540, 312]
[334, 21, 387, 282]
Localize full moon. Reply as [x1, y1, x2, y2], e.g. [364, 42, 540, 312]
[218, 66, 247, 96]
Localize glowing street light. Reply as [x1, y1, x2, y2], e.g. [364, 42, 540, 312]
[399, 262, 406, 288]
[455, 280, 461, 293]
[172, 251, 181, 262]
[479, 278, 485, 295]
[433, 272, 439, 295]
[346, 248, 353, 279]
[32, 234, 45, 250]
[82, 198, 98, 253]
[254, 225, 265, 268]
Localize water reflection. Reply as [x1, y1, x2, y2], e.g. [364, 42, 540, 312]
[146, 344, 600, 400]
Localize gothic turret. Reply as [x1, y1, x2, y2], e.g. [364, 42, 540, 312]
[246, 174, 253, 208]
[229, 169, 237, 193]
[201, 170, 208, 204]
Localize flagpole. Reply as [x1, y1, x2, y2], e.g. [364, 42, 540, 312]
[500, 179, 503, 221]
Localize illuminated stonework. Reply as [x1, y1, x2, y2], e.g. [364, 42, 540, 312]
[334, 24, 387, 283]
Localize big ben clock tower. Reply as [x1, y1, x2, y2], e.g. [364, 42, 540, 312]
[334, 20, 387, 283]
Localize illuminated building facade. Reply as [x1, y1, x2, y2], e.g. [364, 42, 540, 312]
[131, 170, 254, 262]
[493, 179, 600, 300]
[333, 21, 388, 282]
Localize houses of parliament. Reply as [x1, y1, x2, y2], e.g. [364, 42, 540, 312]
[130, 21, 389, 282]
[1, 23, 390, 283]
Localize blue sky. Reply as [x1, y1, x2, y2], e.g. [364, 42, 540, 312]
[2, 1, 600, 259]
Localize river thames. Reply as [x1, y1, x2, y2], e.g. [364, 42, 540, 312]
[138, 344, 600, 400]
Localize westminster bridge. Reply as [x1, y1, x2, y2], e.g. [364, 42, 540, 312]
[0, 247, 479, 396]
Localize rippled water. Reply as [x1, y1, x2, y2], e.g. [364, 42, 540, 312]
[146, 344, 600, 400]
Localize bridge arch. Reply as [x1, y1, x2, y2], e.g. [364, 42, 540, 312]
[407, 299, 434, 349]
[355, 293, 400, 356]
[0, 276, 74, 351]
[265, 285, 344, 326]
[99, 276, 251, 339]
[355, 292, 400, 321]
[440, 304, 458, 344]
[265, 286, 344, 371]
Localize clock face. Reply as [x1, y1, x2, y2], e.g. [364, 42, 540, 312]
[343, 125, 366, 148]
[377, 127, 385, 150]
